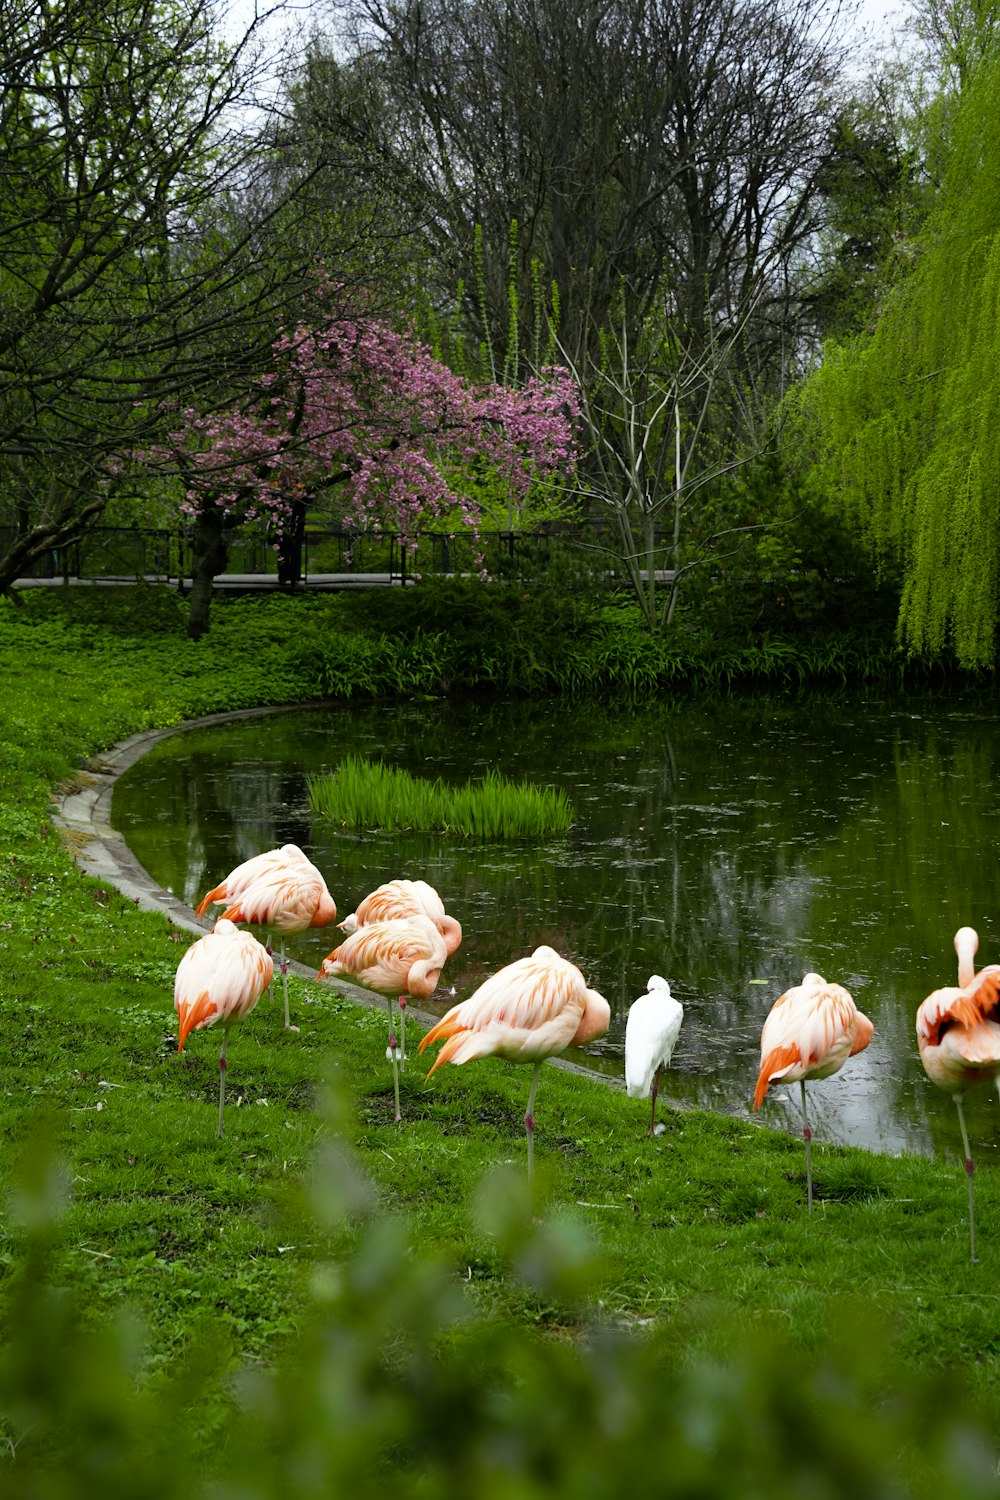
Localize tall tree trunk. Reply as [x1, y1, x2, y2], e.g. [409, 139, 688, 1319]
[276, 496, 307, 586]
[188, 506, 229, 640]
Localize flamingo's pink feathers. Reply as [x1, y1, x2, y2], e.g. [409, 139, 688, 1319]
[222, 865, 337, 933]
[917, 930, 1000, 1094]
[317, 914, 448, 999]
[196, 844, 313, 919]
[753, 973, 872, 1109]
[340, 878, 462, 956]
[174, 919, 273, 1051]
[419, 945, 610, 1077]
[753, 1042, 802, 1110]
[916, 987, 983, 1050]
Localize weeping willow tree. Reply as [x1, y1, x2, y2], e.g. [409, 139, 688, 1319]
[798, 57, 1000, 669]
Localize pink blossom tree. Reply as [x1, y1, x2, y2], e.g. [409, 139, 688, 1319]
[149, 309, 579, 636]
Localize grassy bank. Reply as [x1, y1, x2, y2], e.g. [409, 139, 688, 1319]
[1, 583, 998, 1494]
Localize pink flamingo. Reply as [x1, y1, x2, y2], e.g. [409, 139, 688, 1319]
[218, 858, 337, 1031]
[338, 878, 462, 1059]
[174, 919, 273, 1137]
[317, 914, 448, 1122]
[195, 844, 314, 919]
[419, 946, 610, 1178]
[753, 971, 874, 1210]
[339, 878, 462, 953]
[916, 926, 1000, 1261]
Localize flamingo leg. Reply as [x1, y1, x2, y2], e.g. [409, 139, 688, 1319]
[217, 1031, 228, 1139]
[954, 1094, 977, 1263]
[386, 997, 401, 1123]
[398, 993, 408, 1069]
[279, 941, 299, 1031]
[524, 1061, 542, 1181]
[800, 1080, 813, 1211]
[649, 1067, 661, 1136]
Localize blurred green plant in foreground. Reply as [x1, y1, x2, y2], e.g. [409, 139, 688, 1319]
[1, 1102, 996, 1500]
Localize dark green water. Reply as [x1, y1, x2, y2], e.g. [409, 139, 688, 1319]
[111, 691, 1000, 1160]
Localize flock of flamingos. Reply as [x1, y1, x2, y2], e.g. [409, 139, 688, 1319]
[172, 842, 1000, 1261]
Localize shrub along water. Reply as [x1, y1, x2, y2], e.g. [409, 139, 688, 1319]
[0, 583, 997, 1495]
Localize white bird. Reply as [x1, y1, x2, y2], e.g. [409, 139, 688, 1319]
[625, 975, 684, 1135]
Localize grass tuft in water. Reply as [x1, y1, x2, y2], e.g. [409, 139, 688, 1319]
[307, 755, 573, 838]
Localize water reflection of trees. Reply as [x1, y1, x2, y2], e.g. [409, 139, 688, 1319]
[112, 693, 1000, 1156]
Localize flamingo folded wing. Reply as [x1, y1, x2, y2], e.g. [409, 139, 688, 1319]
[176, 989, 219, 1051]
[223, 868, 335, 930]
[753, 1042, 803, 1109]
[753, 975, 872, 1108]
[424, 1010, 585, 1077]
[196, 845, 313, 917]
[174, 921, 273, 1049]
[419, 946, 602, 1075]
[428, 956, 584, 1039]
[318, 915, 447, 998]
[341, 879, 462, 954]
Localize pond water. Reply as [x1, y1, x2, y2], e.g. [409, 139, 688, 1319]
[111, 690, 1000, 1162]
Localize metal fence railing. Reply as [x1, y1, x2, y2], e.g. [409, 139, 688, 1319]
[5, 521, 670, 589]
[1, 527, 181, 582]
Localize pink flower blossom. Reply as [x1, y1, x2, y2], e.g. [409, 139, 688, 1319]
[142, 303, 579, 553]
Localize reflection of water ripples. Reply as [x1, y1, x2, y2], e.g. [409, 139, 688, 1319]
[113, 690, 1000, 1160]
[674, 804, 745, 817]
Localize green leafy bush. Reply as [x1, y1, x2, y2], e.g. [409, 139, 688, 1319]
[3, 1123, 998, 1499]
[680, 452, 902, 644]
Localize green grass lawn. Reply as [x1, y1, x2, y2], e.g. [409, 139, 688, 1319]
[2, 584, 998, 1495]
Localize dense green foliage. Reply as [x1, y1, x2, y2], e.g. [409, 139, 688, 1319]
[298, 576, 933, 694]
[1, 574, 954, 715]
[7, 0, 997, 673]
[5, 1129, 1000, 1500]
[2, 583, 999, 1496]
[308, 755, 573, 837]
[0, 569, 968, 758]
[798, 58, 1000, 669]
[806, 89, 927, 340]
